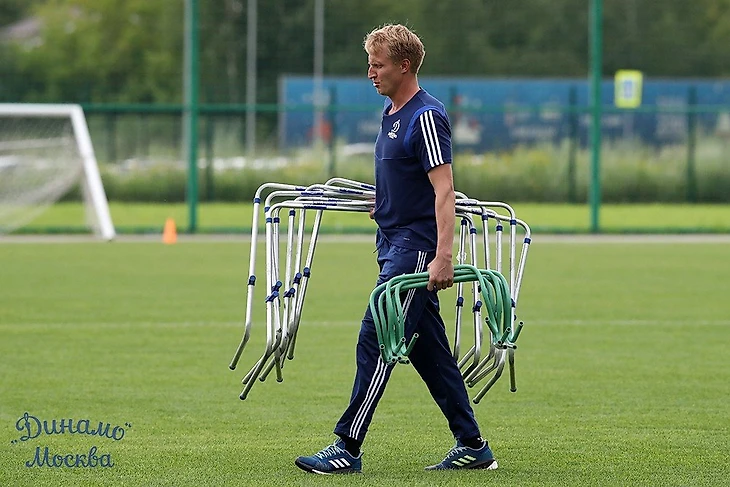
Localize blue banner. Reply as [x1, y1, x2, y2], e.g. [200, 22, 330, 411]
[279, 76, 730, 152]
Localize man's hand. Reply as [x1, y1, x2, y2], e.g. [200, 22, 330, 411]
[426, 164, 455, 292]
[427, 254, 454, 292]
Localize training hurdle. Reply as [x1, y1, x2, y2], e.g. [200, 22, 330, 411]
[228, 179, 531, 403]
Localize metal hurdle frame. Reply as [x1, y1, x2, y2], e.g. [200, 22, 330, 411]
[229, 179, 531, 403]
[230, 179, 375, 400]
[229, 179, 375, 369]
[452, 197, 532, 403]
[255, 194, 372, 382]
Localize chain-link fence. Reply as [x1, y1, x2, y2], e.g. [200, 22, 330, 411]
[1, 0, 729, 231]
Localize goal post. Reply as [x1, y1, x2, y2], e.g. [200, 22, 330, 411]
[0, 103, 116, 240]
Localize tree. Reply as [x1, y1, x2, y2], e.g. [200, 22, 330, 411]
[14, 0, 182, 103]
[0, 0, 43, 28]
[3, 0, 730, 104]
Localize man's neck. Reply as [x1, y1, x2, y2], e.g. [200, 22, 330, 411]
[388, 80, 420, 115]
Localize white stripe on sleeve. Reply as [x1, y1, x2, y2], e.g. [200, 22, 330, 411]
[418, 110, 445, 167]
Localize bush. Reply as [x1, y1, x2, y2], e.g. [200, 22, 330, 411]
[85, 140, 728, 203]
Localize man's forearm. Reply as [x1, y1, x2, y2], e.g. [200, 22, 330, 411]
[434, 190, 455, 259]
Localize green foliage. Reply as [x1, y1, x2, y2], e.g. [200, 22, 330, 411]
[696, 156, 730, 202]
[86, 138, 729, 204]
[3, 0, 730, 104]
[10, 0, 182, 103]
[103, 164, 188, 202]
[452, 139, 729, 203]
[0, 0, 42, 26]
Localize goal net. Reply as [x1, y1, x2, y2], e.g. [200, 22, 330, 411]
[0, 104, 115, 240]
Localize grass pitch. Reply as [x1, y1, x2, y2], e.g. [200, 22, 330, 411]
[1, 239, 729, 486]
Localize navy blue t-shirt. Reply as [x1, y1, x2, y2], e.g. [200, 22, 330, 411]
[373, 89, 452, 251]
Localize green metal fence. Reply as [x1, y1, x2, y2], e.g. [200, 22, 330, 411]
[3, 0, 730, 235]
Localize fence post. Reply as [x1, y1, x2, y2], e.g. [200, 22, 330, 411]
[327, 85, 337, 178]
[686, 86, 697, 202]
[183, 0, 200, 233]
[450, 86, 460, 156]
[205, 113, 215, 201]
[568, 85, 578, 203]
[589, 0, 603, 233]
[105, 113, 117, 163]
[139, 112, 150, 159]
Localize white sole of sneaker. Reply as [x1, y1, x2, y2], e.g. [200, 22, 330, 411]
[425, 459, 498, 471]
[472, 459, 498, 470]
[295, 458, 360, 475]
[312, 469, 359, 475]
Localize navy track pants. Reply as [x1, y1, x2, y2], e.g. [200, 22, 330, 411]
[333, 236, 481, 443]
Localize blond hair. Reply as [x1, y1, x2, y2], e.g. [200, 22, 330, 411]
[363, 24, 425, 74]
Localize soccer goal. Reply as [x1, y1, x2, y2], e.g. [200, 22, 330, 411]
[0, 103, 115, 240]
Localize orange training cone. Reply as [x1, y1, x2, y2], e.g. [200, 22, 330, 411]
[162, 218, 177, 244]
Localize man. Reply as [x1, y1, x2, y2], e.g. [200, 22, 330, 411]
[295, 23, 497, 474]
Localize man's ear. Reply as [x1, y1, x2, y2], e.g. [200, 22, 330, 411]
[401, 59, 411, 73]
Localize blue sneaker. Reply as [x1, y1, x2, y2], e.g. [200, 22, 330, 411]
[295, 439, 362, 474]
[425, 440, 498, 470]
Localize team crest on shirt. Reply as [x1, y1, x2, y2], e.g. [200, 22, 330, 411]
[387, 119, 400, 139]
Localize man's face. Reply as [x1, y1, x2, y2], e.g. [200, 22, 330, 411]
[367, 49, 403, 98]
